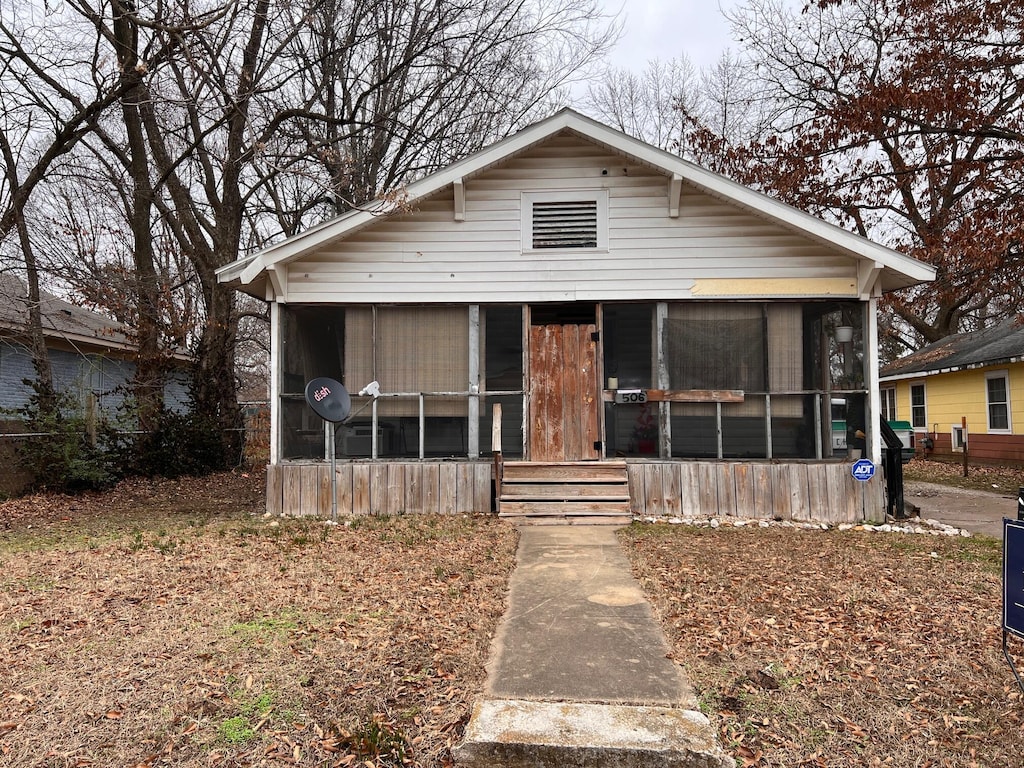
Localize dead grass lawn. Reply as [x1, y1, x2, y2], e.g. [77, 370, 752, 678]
[4, 472, 1024, 767]
[621, 523, 1024, 768]
[1, 472, 517, 767]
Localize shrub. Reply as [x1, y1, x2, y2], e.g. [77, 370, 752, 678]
[114, 408, 235, 479]
[15, 384, 121, 492]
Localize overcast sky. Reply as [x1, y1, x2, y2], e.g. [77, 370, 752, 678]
[596, 0, 744, 71]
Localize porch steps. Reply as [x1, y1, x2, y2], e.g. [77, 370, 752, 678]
[497, 461, 632, 525]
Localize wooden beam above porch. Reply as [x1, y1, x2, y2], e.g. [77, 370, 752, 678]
[602, 389, 745, 403]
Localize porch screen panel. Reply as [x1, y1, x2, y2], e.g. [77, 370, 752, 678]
[767, 304, 803, 417]
[666, 303, 765, 418]
[280, 305, 347, 460]
[665, 304, 764, 390]
[342, 307, 374, 394]
[345, 307, 469, 417]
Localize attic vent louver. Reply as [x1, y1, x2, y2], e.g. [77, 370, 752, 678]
[532, 200, 598, 249]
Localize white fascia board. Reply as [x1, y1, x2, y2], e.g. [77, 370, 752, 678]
[881, 356, 1024, 383]
[880, 369, 952, 383]
[216, 254, 258, 283]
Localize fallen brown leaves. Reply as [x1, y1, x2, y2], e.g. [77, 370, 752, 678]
[904, 458, 1023, 495]
[621, 523, 1024, 768]
[0, 471, 517, 767]
[6, 470, 1024, 767]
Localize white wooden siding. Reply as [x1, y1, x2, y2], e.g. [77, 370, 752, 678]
[281, 134, 859, 304]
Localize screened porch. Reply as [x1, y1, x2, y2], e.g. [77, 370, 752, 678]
[275, 299, 871, 464]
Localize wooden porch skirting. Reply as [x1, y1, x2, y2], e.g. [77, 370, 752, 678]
[627, 461, 884, 524]
[266, 459, 883, 524]
[266, 461, 492, 517]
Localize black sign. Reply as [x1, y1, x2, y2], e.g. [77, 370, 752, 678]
[304, 377, 351, 423]
[1004, 519, 1024, 640]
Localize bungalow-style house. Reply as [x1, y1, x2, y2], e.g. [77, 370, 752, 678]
[880, 319, 1024, 465]
[217, 109, 935, 524]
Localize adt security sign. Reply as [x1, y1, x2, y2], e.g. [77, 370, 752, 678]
[851, 459, 876, 482]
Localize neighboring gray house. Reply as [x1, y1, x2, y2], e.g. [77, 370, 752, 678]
[0, 274, 191, 417]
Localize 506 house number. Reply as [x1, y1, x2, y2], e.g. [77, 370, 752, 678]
[614, 389, 648, 404]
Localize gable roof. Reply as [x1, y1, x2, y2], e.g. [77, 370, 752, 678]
[217, 108, 936, 296]
[0, 273, 139, 353]
[880, 320, 1024, 380]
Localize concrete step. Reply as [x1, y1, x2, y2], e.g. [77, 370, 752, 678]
[453, 699, 732, 768]
[499, 500, 631, 516]
[500, 515, 634, 526]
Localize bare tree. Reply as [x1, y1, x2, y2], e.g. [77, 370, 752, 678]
[1, 0, 224, 428]
[725, 0, 1024, 349]
[0, 1, 139, 410]
[584, 56, 699, 152]
[10, 0, 617, 467]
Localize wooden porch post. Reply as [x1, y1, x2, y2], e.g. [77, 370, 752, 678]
[269, 301, 281, 465]
[468, 305, 480, 458]
[656, 302, 670, 458]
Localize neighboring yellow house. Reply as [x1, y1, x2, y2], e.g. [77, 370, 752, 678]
[879, 320, 1024, 465]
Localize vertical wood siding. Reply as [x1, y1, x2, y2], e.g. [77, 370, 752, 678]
[627, 461, 885, 524]
[282, 135, 858, 304]
[267, 459, 884, 523]
[266, 461, 493, 516]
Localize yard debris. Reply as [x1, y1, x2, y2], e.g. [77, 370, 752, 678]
[3, 469, 1022, 767]
[621, 523, 1024, 768]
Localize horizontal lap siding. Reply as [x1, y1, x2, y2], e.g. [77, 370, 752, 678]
[267, 462, 492, 517]
[971, 434, 1024, 463]
[283, 135, 859, 304]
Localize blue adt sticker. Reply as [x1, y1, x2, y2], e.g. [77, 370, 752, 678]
[851, 459, 876, 481]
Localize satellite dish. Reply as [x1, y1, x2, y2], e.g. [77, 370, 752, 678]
[304, 377, 351, 423]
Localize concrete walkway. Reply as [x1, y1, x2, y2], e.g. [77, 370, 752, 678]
[453, 526, 731, 768]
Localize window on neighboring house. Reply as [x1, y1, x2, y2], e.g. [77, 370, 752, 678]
[880, 387, 897, 422]
[911, 383, 926, 428]
[522, 190, 608, 250]
[952, 424, 967, 452]
[986, 371, 1010, 431]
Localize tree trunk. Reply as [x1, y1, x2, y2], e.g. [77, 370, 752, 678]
[0, 128, 55, 415]
[192, 264, 242, 468]
[113, 0, 165, 433]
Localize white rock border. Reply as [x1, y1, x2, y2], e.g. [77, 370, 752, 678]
[632, 515, 971, 537]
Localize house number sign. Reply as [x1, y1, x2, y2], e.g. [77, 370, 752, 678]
[614, 389, 648, 404]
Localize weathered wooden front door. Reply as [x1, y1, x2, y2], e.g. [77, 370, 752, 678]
[528, 323, 601, 461]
